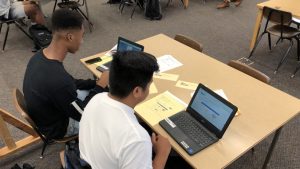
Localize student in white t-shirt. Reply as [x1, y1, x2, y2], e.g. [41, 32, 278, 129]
[79, 51, 171, 169]
[0, 0, 45, 25]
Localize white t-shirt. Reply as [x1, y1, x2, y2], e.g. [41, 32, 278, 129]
[0, 0, 10, 18]
[79, 93, 153, 169]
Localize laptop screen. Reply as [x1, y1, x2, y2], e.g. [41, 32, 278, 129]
[98, 37, 144, 72]
[190, 88, 234, 131]
[188, 84, 237, 138]
[117, 37, 144, 52]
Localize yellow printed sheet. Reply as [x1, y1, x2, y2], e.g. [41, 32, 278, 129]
[175, 80, 198, 90]
[153, 73, 179, 81]
[135, 91, 187, 126]
[94, 55, 113, 66]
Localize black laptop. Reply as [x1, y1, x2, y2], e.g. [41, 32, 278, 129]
[159, 84, 237, 155]
[96, 37, 144, 72]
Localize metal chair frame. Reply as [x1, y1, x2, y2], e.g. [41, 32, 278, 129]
[248, 7, 300, 74]
[0, 18, 32, 51]
[119, 0, 143, 19]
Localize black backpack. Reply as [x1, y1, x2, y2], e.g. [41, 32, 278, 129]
[65, 142, 91, 169]
[144, 0, 162, 20]
[29, 24, 52, 50]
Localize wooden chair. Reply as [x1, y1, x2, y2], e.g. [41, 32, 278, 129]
[13, 88, 78, 158]
[228, 60, 270, 84]
[0, 17, 32, 51]
[228, 60, 270, 154]
[248, 7, 300, 74]
[0, 108, 40, 159]
[174, 34, 203, 52]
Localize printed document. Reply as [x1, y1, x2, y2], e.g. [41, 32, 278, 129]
[157, 55, 183, 72]
[135, 91, 187, 126]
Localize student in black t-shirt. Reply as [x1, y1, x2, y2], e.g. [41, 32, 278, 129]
[23, 9, 109, 140]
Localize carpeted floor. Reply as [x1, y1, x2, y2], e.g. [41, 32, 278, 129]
[1, 0, 300, 168]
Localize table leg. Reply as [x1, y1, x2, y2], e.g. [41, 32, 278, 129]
[262, 127, 283, 169]
[250, 9, 263, 51]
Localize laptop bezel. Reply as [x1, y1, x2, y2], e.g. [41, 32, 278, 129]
[186, 83, 237, 139]
[117, 37, 144, 52]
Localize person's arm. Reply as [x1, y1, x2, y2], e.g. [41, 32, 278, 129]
[74, 71, 109, 90]
[74, 79, 96, 90]
[151, 133, 171, 169]
[52, 72, 109, 121]
[52, 85, 82, 121]
[77, 71, 109, 106]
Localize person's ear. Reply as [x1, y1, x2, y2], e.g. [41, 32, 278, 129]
[132, 86, 142, 99]
[66, 33, 73, 41]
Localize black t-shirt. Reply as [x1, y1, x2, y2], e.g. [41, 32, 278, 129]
[23, 50, 107, 140]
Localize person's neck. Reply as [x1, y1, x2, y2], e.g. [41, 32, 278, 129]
[43, 41, 68, 62]
[108, 93, 136, 109]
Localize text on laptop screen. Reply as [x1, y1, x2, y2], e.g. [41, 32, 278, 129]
[118, 39, 143, 52]
[190, 88, 234, 131]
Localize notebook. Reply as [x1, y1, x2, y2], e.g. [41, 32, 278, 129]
[159, 83, 237, 155]
[96, 37, 144, 72]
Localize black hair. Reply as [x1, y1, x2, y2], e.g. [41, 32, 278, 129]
[51, 9, 84, 32]
[109, 51, 159, 98]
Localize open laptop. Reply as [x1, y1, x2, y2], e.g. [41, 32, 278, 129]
[96, 37, 144, 72]
[159, 84, 237, 155]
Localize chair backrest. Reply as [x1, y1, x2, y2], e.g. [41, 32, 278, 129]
[174, 34, 203, 52]
[228, 60, 271, 84]
[263, 7, 292, 26]
[13, 88, 47, 142]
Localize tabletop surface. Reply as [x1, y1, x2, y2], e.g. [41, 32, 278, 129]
[257, 0, 300, 18]
[80, 34, 300, 169]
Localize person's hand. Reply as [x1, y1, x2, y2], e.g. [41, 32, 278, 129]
[151, 133, 171, 156]
[96, 71, 109, 88]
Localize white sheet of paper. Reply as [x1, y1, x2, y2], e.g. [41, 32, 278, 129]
[104, 44, 117, 56]
[214, 89, 228, 100]
[157, 55, 183, 72]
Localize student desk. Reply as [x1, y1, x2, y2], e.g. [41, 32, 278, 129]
[81, 34, 300, 169]
[250, 0, 300, 51]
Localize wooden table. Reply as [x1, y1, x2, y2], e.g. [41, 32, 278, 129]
[250, 0, 300, 51]
[81, 34, 300, 169]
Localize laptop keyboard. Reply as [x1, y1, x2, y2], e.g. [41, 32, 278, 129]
[171, 113, 214, 146]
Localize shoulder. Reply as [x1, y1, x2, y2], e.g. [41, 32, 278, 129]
[81, 93, 109, 118]
[26, 52, 74, 88]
